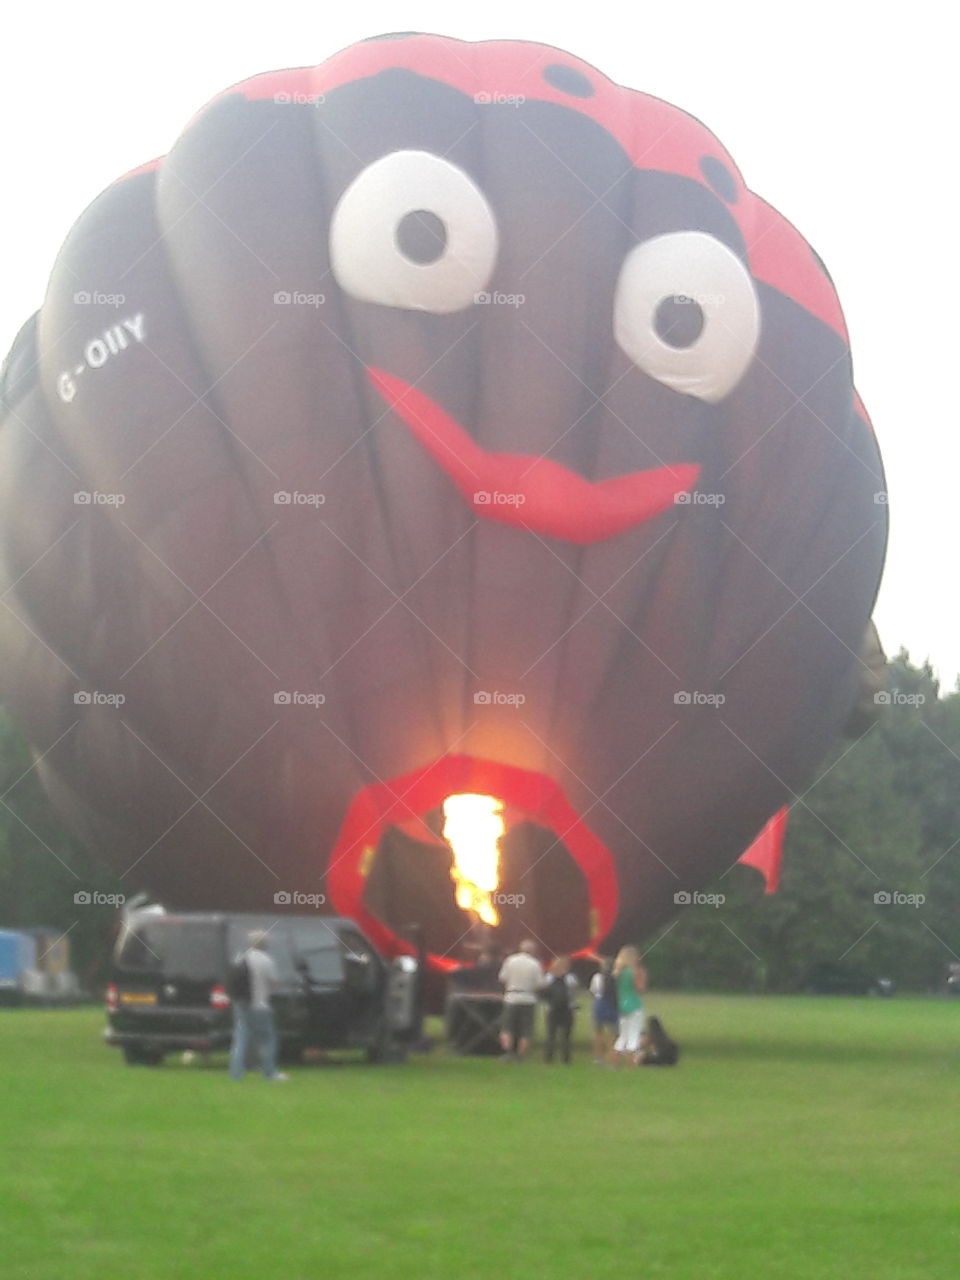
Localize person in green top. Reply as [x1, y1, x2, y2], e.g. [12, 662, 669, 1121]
[612, 945, 647, 1066]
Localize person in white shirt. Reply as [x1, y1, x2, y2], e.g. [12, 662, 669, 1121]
[589, 956, 619, 1064]
[498, 939, 544, 1060]
[229, 930, 288, 1082]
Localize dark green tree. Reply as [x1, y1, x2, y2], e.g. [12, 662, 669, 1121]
[646, 652, 960, 992]
[0, 709, 124, 987]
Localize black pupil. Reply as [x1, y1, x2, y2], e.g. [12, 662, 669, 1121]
[396, 210, 447, 264]
[654, 296, 705, 348]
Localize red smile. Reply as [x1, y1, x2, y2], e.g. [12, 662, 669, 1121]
[367, 368, 700, 544]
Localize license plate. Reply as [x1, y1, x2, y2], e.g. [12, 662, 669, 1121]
[119, 991, 157, 1005]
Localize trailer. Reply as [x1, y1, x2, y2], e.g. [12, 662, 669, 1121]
[22, 928, 81, 1001]
[0, 928, 81, 1004]
[0, 929, 37, 1005]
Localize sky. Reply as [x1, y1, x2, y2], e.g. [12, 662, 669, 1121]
[1, 0, 956, 685]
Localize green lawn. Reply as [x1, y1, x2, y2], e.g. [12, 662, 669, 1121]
[1, 994, 957, 1279]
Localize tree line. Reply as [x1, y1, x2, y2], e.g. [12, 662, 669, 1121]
[645, 654, 960, 992]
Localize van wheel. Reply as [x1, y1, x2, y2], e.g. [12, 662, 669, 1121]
[123, 1044, 165, 1066]
[367, 1035, 407, 1065]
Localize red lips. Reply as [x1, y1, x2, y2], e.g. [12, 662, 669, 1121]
[367, 368, 699, 544]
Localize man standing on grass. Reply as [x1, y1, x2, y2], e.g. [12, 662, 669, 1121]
[229, 930, 288, 1082]
[498, 939, 544, 1061]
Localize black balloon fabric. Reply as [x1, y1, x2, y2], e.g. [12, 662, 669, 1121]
[0, 35, 886, 963]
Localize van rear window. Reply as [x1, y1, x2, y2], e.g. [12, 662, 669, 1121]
[116, 920, 224, 980]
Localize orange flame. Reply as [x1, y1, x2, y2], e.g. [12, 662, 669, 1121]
[442, 793, 503, 927]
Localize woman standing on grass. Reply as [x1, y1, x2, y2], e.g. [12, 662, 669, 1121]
[611, 946, 647, 1067]
[589, 956, 619, 1063]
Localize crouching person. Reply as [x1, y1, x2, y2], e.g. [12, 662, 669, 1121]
[639, 1015, 680, 1066]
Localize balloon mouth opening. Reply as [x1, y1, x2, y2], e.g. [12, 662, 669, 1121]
[326, 755, 619, 970]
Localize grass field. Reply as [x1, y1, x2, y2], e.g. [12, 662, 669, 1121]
[2, 994, 957, 1279]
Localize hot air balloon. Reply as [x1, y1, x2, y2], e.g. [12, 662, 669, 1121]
[0, 34, 885, 969]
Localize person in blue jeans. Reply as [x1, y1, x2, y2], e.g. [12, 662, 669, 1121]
[229, 930, 288, 1082]
[589, 956, 619, 1063]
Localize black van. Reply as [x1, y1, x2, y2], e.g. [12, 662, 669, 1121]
[104, 910, 420, 1066]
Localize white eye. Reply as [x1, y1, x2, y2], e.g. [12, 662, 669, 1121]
[329, 150, 498, 313]
[614, 231, 760, 402]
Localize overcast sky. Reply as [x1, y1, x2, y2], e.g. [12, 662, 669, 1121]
[2, 0, 955, 684]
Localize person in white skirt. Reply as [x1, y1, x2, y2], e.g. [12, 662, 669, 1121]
[611, 945, 647, 1066]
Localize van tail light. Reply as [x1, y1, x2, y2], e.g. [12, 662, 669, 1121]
[106, 983, 119, 1011]
[210, 984, 231, 1010]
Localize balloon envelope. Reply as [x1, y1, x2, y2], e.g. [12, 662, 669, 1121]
[0, 34, 885, 964]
